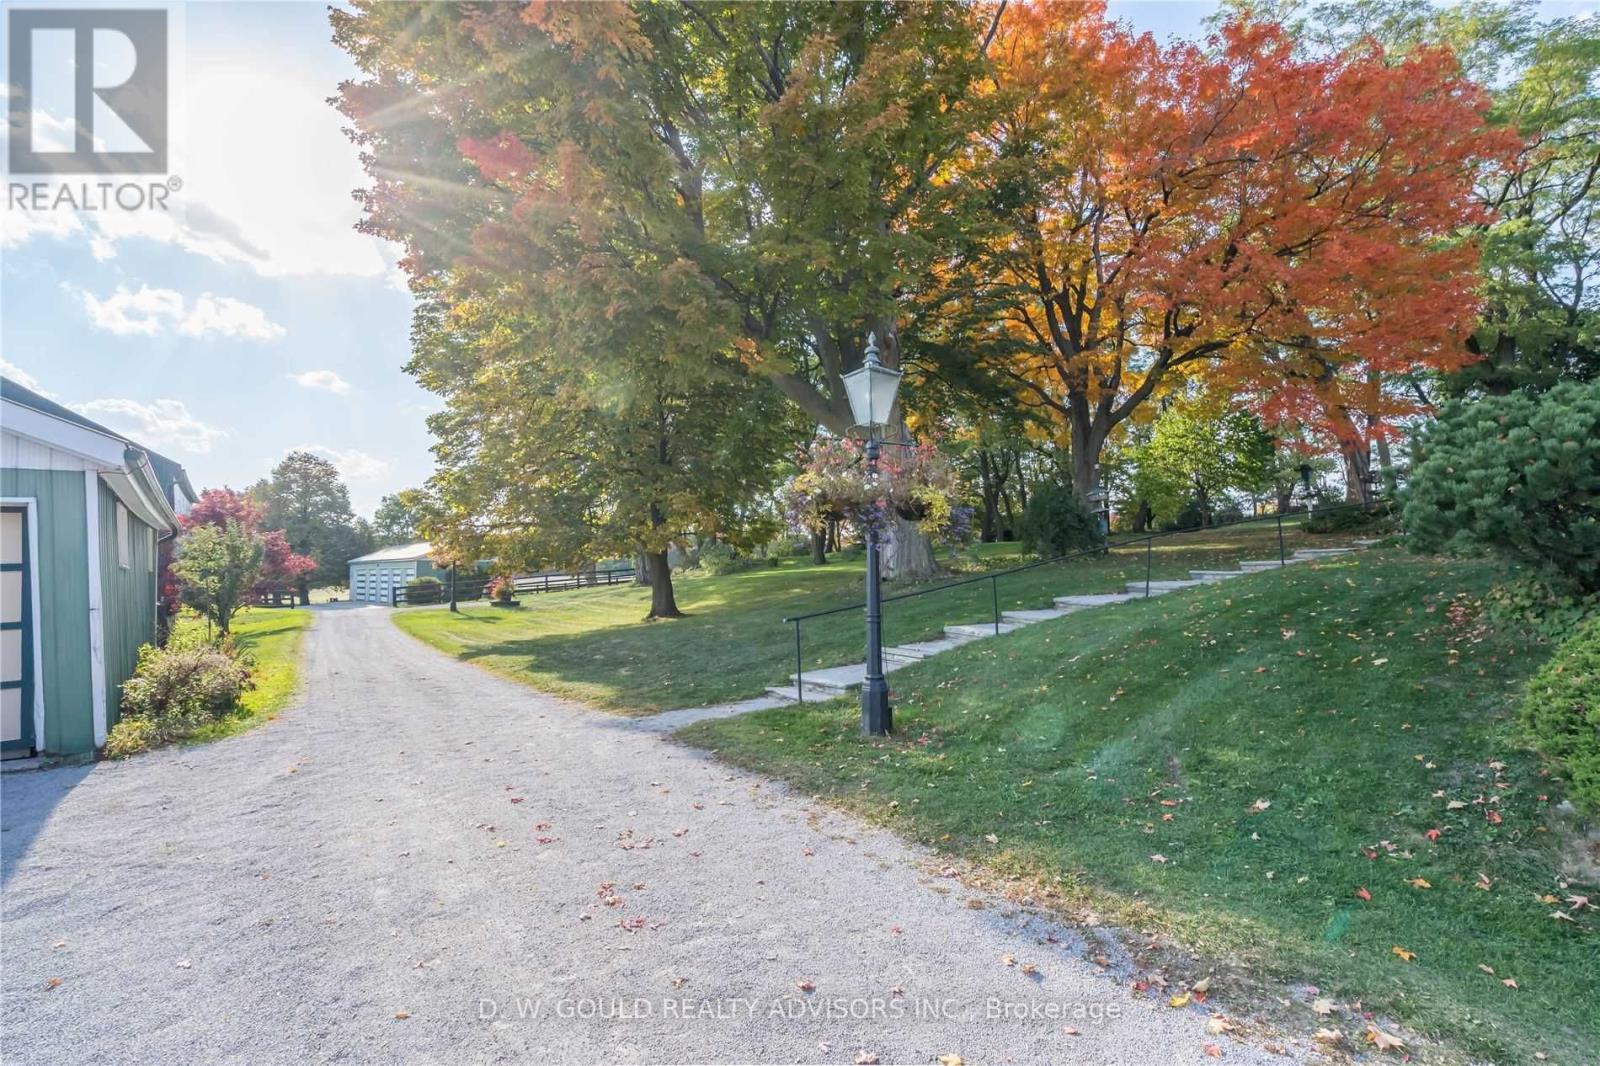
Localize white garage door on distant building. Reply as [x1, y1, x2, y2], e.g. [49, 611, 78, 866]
[347, 542, 447, 604]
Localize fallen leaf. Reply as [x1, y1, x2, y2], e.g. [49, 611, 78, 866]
[1311, 997, 1336, 1016]
[1424, 828, 1442, 842]
[1408, 878, 1432, 890]
[393, 1011, 410, 1020]
[1549, 910, 1576, 923]
[1503, 978, 1519, 989]
[797, 980, 816, 993]
[1250, 798, 1271, 813]
[1203, 1045, 1223, 1058]
[1367, 1026, 1405, 1051]
[937, 1056, 964, 1066]
[1313, 1028, 1344, 1046]
[1063, 1025, 1080, 1036]
[1477, 964, 1495, 975]
[1356, 887, 1372, 901]
[984, 833, 999, 844]
[855, 1053, 880, 1065]
[1150, 854, 1168, 864]
[1192, 978, 1211, 994]
[1446, 799, 1468, 810]
[45, 977, 62, 990]
[1392, 945, 1416, 962]
[1169, 992, 1192, 1008]
[175, 959, 192, 969]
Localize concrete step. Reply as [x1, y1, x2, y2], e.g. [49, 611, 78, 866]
[1238, 558, 1304, 570]
[1054, 593, 1138, 608]
[785, 657, 915, 694]
[882, 635, 975, 663]
[1001, 608, 1074, 625]
[944, 622, 1022, 640]
[1125, 579, 1205, 594]
[766, 684, 850, 703]
[1189, 569, 1247, 581]
[1292, 547, 1354, 558]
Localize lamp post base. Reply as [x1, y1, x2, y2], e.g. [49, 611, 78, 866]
[862, 677, 891, 736]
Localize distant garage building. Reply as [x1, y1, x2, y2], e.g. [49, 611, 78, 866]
[347, 542, 449, 604]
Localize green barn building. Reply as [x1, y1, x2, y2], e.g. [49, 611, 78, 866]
[1, 378, 196, 760]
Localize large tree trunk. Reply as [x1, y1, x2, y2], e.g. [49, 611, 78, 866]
[643, 550, 680, 619]
[1373, 429, 1397, 497]
[883, 515, 939, 582]
[1069, 412, 1106, 498]
[633, 549, 650, 586]
[1130, 499, 1152, 533]
[811, 530, 827, 565]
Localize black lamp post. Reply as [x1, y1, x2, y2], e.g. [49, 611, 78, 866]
[1298, 463, 1314, 510]
[842, 333, 903, 737]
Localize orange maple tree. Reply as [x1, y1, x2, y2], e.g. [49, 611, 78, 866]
[959, 1, 1520, 498]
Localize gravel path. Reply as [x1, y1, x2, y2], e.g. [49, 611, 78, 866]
[2, 605, 1288, 1065]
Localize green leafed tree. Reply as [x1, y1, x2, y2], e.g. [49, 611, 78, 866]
[331, 0, 1001, 581]
[410, 294, 796, 621]
[172, 521, 264, 636]
[373, 488, 432, 547]
[1133, 401, 1277, 528]
[249, 451, 373, 599]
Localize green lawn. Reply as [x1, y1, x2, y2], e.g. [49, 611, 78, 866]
[183, 607, 314, 743]
[393, 521, 1360, 714]
[679, 552, 1597, 1062]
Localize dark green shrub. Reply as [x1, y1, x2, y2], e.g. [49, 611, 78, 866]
[1019, 483, 1103, 556]
[1404, 380, 1599, 592]
[1519, 614, 1600, 814]
[1304, 501, 1397, 534]
[110, 637, 254, 756]
[405, 575, 444, 603]
[695, 541, 769, 575]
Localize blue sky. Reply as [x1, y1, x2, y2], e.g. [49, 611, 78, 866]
[3, 0, 1595, 517]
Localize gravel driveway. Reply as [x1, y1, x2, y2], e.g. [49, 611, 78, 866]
[2, 605, 1286, 1065]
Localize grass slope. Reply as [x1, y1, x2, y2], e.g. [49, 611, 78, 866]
[679, 552, 1597, 1062]
[184, 608, 313, 744]
[394, 523, 1354, 714]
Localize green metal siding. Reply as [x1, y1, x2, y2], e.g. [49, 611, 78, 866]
[0, 468, 94, 755]
[97, 481, 159, 731]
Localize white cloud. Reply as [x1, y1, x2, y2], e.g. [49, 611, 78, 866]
[80, 285, 185, 336]
[176, 294, 285, 341]
[290, 444, 390, 481]
[0, 359, 46, 394]
[77, 285, 285, 341]
[289, 370, 351, 395]
[73, 398, 227, 455]
[0, 208, 83, 249]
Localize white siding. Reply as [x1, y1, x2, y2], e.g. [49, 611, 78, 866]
[1, 430, 96, 472]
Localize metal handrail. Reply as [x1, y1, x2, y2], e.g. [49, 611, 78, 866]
[782, 497, 1391, 703]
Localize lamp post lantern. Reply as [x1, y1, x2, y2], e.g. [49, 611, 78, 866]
[841, 332, 903, 737]
[1298, 462, 1315, 512]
